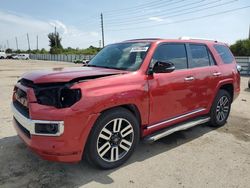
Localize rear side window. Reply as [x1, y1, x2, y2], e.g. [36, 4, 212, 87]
[189, 44, 210, 68]
[152, 44, 188, 70]
[208, 51, 216, 65]
[214, 44, 234, 64]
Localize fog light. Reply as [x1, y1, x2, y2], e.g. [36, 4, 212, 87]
[35, 123, 59, 134]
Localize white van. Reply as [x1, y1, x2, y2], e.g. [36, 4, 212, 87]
[0, 51, 7, 59]
[12, 54, 29, 60]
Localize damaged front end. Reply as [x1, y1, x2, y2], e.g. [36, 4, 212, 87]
[19, 78, 81, 108]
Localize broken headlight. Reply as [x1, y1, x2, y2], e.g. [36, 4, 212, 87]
[35, 86, 81, 108]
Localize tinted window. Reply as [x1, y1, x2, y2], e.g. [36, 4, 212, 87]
[214, 44, 234, 64]
[208, 50, 216, 65]
[189, 44, 209, 68]
[152, 44, 188, 70]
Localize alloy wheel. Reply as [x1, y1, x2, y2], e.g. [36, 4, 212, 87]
[97, 118, 134, 162]
[216, 96, 230, 122]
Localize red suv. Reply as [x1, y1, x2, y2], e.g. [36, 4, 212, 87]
[12, 38, 240, 169]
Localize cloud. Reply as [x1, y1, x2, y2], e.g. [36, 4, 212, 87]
[49, 20, 68, 34]
[0, 11, 99, 49]
[149, 17, 164, 22]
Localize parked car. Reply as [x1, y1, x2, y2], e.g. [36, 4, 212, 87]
[6, 53, 17, 59]
[73, 58, 90, 65]
[11, 38, 240, 169]
[12, 54, 29, 60]
[0, 51, 7, 59]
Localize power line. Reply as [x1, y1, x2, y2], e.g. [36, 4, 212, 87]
[106, 0, 237, 28]
[107, 0, 230, 26]
[104, 0, 184, 18]
[106, 5, 250, 32]
[105, 0, 203, 22]
[103, 0, 170, 15]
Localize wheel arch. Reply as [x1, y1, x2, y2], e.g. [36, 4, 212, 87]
[219, 83, 234, 100]
[208, 80, 234, 112]
[100, 104, 142, 126]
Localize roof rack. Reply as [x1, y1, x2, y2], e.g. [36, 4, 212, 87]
[125, 38, 163, 41]
[179, 36, 218, 42]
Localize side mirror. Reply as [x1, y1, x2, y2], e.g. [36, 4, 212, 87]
[153, 61, 175, 73]
[236, 64, 241, 72]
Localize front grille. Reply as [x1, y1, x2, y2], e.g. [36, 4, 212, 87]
[14, 117, 31, 138]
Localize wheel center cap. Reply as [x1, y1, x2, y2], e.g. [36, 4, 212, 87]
[111, 134, 121, 144]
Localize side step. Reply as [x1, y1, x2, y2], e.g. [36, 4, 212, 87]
[144, 116, 210, 143]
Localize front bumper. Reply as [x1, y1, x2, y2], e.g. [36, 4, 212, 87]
[11, 103, 64, 136]
[11, 102, 97, 163]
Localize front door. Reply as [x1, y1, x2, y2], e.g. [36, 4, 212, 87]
[148, 43, 198, 129]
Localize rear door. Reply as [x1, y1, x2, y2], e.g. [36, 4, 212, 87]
[148, 43, 198, 128]
[186, 43, 217, 110]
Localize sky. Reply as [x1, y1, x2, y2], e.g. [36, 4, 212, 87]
[0, 0, 250, 50]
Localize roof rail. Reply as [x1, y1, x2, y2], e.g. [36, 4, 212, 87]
[179, 36, 218, 42]
[125, 38, 163, 41]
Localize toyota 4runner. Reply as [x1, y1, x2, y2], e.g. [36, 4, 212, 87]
[11, 38, 240, 169]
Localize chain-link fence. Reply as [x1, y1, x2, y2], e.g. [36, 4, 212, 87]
[236, 57, 250, 75]
[29, 54, 94, 62]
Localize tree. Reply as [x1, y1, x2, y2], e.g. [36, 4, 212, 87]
[230, 39, 250, 56]
[5, 48, 12, 53]
[48, 32, 63, 54]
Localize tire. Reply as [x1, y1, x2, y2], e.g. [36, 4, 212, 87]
[209, 89, 232, 127]
[85, 107, 139, 169]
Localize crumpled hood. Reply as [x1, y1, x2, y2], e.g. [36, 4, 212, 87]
[22, 67, 128, 84]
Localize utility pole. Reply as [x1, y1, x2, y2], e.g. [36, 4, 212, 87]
[15, 37, 19, 50]
[248, 24, 250, 40]
[36, 35, 39, 50]
[7, 40, 9, 49]
[101, 13, 105, 48]
[99, 40, 101, 48]
[27, 33, 30, 51]
[54, 26, 57, 48]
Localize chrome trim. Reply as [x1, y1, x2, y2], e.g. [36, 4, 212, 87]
[213, 72, 222, 76]
[145, 117, 210, 143]
[184, 76, 195, 81]
[11, 103, 64, 136]
[147, 108, 206, 130]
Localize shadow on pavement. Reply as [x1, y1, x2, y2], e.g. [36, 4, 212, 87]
[0, 124, 216, 188]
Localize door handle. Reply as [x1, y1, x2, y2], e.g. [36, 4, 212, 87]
[213, 72, 221, 76]
[184, 76, 195, 81]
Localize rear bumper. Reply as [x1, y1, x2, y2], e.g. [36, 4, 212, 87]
[11, 102, 100, 163]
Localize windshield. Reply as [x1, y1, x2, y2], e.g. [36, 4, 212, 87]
[88, 42, 151, 71]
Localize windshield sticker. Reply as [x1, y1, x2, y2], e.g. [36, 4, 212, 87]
[130, 47, 149, 52]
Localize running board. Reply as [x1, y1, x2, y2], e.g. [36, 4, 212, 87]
[144, 117, 210, 143]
